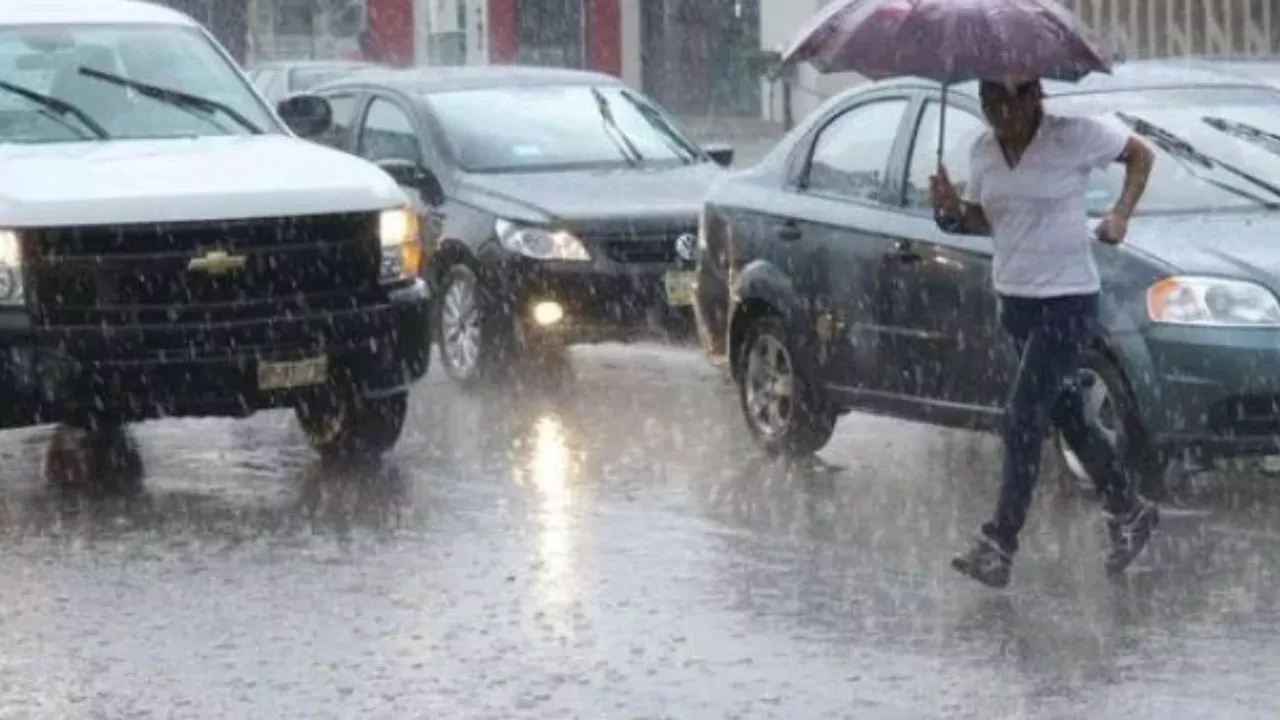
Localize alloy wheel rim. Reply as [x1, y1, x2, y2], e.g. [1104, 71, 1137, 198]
[744, 333, 796, 439]
[441, 276, 482, 377]
[1060, 368, 1120, 482]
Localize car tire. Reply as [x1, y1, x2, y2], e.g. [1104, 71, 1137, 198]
[436, 264, 514, 388]
[296, 391, 407, 460]
[735, 314, 836, 456]
[43, 421, 144, 495]
[1050, 352, 1169, 501]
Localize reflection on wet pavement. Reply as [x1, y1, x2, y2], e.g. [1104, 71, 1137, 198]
[1, 344, 1279, 718]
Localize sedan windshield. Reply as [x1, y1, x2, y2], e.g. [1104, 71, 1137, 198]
[1051, 88, 1280, 214]
[425, 85, 702, 172]
[0, 23, 275, 144]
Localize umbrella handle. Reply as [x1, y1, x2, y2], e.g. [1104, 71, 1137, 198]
[936, 83, 949, 170]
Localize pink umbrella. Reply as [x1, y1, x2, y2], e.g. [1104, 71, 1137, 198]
[781, 0, 1114, 163]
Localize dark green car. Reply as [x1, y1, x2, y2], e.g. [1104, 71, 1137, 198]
[694, 62, 1280, 497]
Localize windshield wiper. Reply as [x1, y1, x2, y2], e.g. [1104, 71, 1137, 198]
[1115, 111, 1280, 208]
[616, 91, 699, 164]
[0, 79, 109, 139]
[78, 66, 263, 135]
[1203, 115, 1280, 157]
[589, 87, 642, 166]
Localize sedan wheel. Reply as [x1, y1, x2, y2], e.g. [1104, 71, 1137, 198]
[1058, 367, 1120, 484]
[438, 266, 486, 384]
[744, 333, 796, 440]
[736, 315, 835, 456]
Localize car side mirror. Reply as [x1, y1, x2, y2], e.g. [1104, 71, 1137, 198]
[377, 158, 445, 206]
[276, 94, 332, 138]
[704, 142, 735, 167]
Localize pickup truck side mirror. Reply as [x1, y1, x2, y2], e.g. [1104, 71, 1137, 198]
[277, 94, 332, 138]
[703, 142, 735, 167]
[377, 158, 446, 206]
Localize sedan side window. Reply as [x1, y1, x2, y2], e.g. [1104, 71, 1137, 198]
[904, 102, 987, 209]
[804, 98, 909, 203]
[357, 98, 422, 165]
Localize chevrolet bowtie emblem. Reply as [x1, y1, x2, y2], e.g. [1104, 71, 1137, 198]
[187, 249, 247, 275]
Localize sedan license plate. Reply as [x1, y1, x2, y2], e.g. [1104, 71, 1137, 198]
[258, 355, 328, 391]
[664, 270, 696, 306]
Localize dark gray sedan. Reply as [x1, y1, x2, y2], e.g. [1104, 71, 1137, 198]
[694, 61, 1280, 497]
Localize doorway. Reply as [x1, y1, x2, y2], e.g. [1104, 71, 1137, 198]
[516, 0, 585, 68]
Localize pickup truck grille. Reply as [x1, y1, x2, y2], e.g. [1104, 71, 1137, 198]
[24, 212, 380, 329]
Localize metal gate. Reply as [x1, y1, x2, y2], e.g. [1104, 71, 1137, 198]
[640, 0, 761, 116]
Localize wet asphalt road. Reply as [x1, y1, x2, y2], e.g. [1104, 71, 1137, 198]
[1, 344, 1280, 719]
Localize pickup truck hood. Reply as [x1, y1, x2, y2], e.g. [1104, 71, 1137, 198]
[0, 135, 407, 227]
[1127, 211, 1280, 290]
[456, 162, 723, 225]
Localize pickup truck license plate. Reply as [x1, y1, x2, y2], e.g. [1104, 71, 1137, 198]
[258, 355, 328, 391]
[664, 270, 696, 306]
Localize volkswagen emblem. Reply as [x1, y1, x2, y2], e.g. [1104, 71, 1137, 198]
[675, 233, 697, 262]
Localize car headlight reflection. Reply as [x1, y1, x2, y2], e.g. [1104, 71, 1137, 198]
[0, 230, 24, 307]
[378, 206, 423, 281]
[495, 219, 590, 262]
[1147, 275, 1280, 326]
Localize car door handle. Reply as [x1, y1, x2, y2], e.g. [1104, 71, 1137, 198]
[776, 220, 802, 242]
[892, 239, 923, 263]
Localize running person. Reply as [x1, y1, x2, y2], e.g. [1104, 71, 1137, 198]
[931, 77, 1159, 588]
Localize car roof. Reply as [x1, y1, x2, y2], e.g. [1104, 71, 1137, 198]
[254, 60, 376, 71]
[0, 0, 196, 27]
[325, 64, 625, 93]
[870, 59, 1273, 98]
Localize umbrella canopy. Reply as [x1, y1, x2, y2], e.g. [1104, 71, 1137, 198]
[782, 0, 1112, 83]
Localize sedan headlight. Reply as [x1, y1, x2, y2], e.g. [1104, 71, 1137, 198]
[379, 207, 423, 281]
[0, 230, 24, 307]
[1146, 275, 1280, 326]
[495, 219, 590, 261]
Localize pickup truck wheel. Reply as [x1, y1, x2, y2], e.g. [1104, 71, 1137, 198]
[1050, 353, 1169, 501]
[437, 265, 512, 388]
[296, 392, 408, 459]
[736, 315, 836, 456]
[43, 422, 144, 495]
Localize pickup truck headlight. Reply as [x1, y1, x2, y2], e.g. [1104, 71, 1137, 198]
[1147, 275, 1280, 326]
[0, 230, 24, 307]
[495, 219, 590, 261]
[379, 207, 423, 281]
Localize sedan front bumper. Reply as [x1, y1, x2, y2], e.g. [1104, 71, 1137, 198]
[1136, 324, 1280, 456]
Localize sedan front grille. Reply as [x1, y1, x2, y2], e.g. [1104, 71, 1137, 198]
[589, 227, 696, 265]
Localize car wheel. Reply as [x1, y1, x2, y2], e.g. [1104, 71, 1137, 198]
[43, 421, 144, 495]
[296, 391, 407, 460]
[736, 314, 836, 456]
[437, 264, 513, 388]
[1051, 352, 1168, 500]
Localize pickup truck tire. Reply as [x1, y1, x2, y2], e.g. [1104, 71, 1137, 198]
[43, 422, 144, 495]
[735, 315, 836, 457]
[437, 264, 514, 388]
[296, 391, 408, 459]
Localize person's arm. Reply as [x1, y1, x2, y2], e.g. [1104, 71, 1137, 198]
[1111, 136, 1154, 219]
[934, 137, 991, 235]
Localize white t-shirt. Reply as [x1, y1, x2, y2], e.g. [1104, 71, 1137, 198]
[963, 115, 1129, 298]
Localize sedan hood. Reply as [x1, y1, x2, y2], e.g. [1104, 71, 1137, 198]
[0, 135, 406, 227]
[1127, 211, 1280, 288]
[456, 162, 724, 225]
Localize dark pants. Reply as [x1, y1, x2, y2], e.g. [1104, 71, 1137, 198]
[983, 293, 1138, 554]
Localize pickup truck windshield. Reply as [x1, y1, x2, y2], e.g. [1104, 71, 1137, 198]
[0, 23, 275, 143]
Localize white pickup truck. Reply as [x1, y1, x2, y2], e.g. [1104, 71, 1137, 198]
[0, 0, 430, 462]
